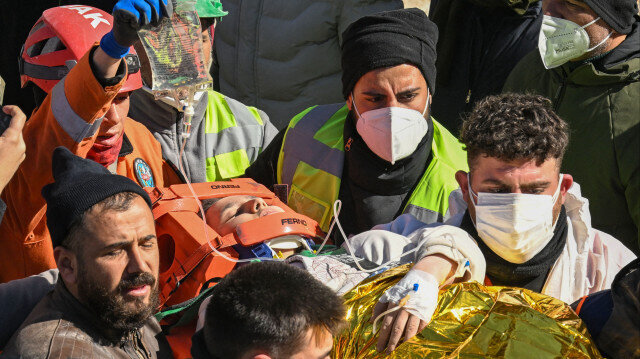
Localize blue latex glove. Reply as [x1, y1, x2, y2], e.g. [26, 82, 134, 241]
[100, 0, 173, 58]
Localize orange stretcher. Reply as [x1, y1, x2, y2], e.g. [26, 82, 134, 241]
[144, 178, 325, 359]
[145, 178, 325, 307]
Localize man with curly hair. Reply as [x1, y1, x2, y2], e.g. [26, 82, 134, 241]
[377, 93, 636, 305]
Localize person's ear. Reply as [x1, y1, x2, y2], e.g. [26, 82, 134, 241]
[559, 174, 573, 204]
[54, 246, 78, 285]
[455, 170, 470, 203]
[346, 93, 353, 112]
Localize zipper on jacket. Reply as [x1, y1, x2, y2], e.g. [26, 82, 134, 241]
[553, 69, 568, 112]
[133, 330, 149, 359]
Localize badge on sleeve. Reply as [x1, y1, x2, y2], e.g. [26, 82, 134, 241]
[134, 158, 155, 187]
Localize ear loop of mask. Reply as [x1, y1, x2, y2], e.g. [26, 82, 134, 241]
[467, 173, 478, 207]
[422, 91, 430, 116]
[351, 92, 362, 119]
[581, 17, 613, 52]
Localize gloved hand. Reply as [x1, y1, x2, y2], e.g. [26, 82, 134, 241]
[374, 269, 439, 352]
[100, 0, 173, 58]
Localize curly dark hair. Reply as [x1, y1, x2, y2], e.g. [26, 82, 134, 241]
[459, 93, 569, 168]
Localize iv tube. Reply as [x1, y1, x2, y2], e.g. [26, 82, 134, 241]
[176, 90, 281, 264]
[317, 200, 463, 274]
[371, 283, 419, 334]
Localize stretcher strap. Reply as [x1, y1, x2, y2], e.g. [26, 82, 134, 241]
[161, 238, 229, 303]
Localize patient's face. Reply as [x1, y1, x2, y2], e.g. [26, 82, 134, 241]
[205, 195, 284, 236]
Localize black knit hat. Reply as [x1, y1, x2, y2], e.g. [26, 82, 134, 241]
[42, 147, 153, 248]
[341, 8, 438, 99]
[583, 0, 638, 34]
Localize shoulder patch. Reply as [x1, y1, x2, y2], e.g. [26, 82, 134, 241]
[133, 158, 155, 187]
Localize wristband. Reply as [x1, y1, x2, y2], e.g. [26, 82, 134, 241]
[99, 31, 130, 59]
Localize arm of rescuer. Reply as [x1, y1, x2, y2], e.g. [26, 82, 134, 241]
[0, 0, 172, 276]
[0, 47, 127, 263]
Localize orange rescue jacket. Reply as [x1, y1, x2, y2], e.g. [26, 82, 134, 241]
[0, 48, 181, 282]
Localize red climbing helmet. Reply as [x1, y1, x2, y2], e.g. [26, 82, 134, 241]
[19, 5, 142, 94]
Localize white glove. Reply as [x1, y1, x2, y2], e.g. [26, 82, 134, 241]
[378, 269, 439, 323]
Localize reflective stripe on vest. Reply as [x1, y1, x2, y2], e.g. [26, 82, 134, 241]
[278, 103, 468, 232]
[204, 90, 264, 181]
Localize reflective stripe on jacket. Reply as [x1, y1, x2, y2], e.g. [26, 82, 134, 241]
[276, 103, 468, 232]
[204, 90, 267, 181]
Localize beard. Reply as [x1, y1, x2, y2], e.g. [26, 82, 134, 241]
[77, 265, 159, 336]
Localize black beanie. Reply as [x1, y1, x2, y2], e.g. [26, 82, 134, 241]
[341, 8, 438, 99]
[42, 147, 153, 248]
[583, 0, 638, 34]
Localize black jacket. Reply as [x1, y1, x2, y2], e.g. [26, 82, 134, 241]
[429, 0, 543, 135]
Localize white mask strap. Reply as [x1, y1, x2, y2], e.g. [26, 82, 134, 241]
[422, 91, 430, 116]
[581, 17, 600, 29]
[351, 92, 362, 118]
[551, 173, 564, 203]
[587, 31, 613, 52]
[580, 17, 611, 52]
[467, 173, 479, 206]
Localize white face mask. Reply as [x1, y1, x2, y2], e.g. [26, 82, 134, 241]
[538, 15, 612, 69]
[468, 173, 564, 264]
[353, 92, 430, 165]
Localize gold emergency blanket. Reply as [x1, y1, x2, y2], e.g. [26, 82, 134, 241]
[333, 264, 601, 358]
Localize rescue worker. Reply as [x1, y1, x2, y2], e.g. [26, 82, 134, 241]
[503, 0, 640, 253]
[129, 0, 278, 183]
[0, 1, 180, 282]
[378, 93, 636, 305]
[0, 105, 26, 225]
[2, 147, 171, 359]
[245, 8, 468, 240]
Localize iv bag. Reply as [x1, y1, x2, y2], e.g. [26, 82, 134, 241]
[137, 0, 211, 95]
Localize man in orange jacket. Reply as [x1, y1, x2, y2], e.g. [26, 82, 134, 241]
[0, 2, 181, 283]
